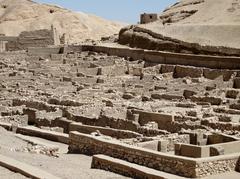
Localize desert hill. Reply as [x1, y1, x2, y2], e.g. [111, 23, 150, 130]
[0, 0, 125, 43]
[119, 0, 240, 55]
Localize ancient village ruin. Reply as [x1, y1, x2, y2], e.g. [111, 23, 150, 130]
[1, 0, 240, 179]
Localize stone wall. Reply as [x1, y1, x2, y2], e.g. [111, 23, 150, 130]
[6, 26, 60, 51]
[91, 155, 178, 179]
[69, 131, 197, 177]
[196, 155, 240, 177]
[175, 141, 240, 158]
[69, 122, 142, 139]
[80, 45, 240, 69]
[16, 126, 69, 144]
[68, 131, 240, 178]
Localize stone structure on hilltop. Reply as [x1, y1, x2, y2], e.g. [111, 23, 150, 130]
[140, 13, 159, 24]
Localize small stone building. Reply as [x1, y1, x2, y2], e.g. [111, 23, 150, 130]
[140, 13, 159, 24]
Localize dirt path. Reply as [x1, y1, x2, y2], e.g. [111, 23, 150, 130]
[0, 166, 28, 179]
[0, 127, 128, 179]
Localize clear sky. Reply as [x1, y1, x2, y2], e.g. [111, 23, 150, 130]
[34, 0, 177, 23]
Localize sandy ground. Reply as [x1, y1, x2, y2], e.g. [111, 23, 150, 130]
[0, 166, 28, 179]
[0, 127, 128, 179]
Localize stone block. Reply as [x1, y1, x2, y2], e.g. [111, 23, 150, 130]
[160, 64, 175, 74]
[151, 93, 184, 100]
[190, 96, 222, 105]
[174, 66, 203, 78]
[233, 78, 240, 89]
[226, 89, 239, 99]
[203, 69, 236, 81]
[183, 90, 197, 99]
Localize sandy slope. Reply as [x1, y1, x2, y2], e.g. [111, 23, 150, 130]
[0, 0, 125, 43]
[156, 0, 240, 48]
[120, 0, 240, 50]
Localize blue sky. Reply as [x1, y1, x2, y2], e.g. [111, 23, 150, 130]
[34, 0, 177, 23]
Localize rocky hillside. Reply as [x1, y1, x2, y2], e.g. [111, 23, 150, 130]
[119, 0, 240, 56]
[0, 0, 125, 43]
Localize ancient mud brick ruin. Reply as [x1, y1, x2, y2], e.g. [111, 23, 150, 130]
[0, 25, 60, 52]
[0, 36, 240, 178]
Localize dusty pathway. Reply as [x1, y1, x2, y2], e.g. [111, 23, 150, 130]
[0, 166, 28, 179]
[0, 128, 128, 179]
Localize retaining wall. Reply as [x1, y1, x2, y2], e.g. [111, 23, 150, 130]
[80, 45, 240, 69]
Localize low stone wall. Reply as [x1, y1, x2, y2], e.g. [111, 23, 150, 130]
[81, 45, 240, 69]
[68, 131, 240, 178]
[175, 141, 240, 158]
[16, 126, 69, 144]
[91, 155, 182, 179]
[27, 47, 62, 57]
[201, 120, 240, 131]
[69, 122, 142, 139]
[0, 122, 12, 131]
[132, 110, 174, 131]
[196, 155, 240, 177]
[69, 131, 197, 177]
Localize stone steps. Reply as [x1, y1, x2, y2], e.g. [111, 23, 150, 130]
[91, 154, 185, 179]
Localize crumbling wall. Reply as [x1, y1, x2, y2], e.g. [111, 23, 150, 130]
[6, 26, 60, 51]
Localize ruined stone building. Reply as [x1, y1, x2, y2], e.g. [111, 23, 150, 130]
[140, 13, 159, 24]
